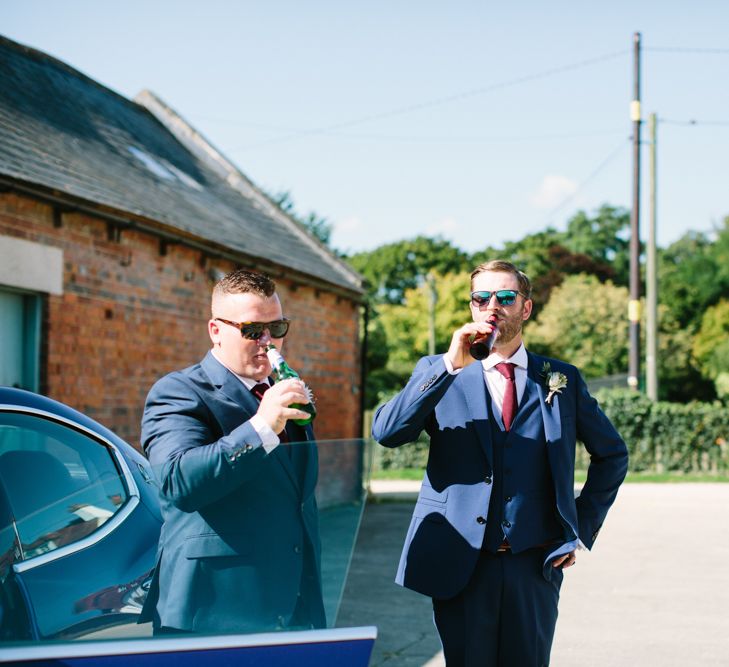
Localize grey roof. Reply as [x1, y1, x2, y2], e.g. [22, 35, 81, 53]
[0, 36, 363, 296]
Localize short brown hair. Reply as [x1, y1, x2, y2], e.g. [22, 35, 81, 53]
[212, 269, 276, 314]
[470, 260, 532, 299]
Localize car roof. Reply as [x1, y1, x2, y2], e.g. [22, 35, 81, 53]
[0, 387, 142, 463]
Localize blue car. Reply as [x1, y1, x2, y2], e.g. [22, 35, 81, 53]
[0, 388, 378, 665]
[0, 387, 162, 641]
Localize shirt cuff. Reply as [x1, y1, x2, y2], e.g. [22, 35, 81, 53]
[544, 539, 581, 567]
[442, 355, 463, 375]
[249, 414, 280, 453]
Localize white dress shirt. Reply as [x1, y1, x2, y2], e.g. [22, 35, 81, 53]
[211, 349, 280, 452]
[443, 343, 528, 429]
[482, 344, 529, 430]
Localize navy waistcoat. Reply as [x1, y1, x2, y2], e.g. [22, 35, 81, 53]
[483, 377, 563, 553]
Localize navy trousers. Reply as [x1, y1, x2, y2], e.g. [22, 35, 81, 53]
[432, 548, 563, 667]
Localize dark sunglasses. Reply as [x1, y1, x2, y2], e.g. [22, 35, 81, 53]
[215, 317, 290, 340]
[470, 290, 525, 307]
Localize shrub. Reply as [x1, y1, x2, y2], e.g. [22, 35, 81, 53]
[589, 389, 729, 474]
[370, 391, 729, 475]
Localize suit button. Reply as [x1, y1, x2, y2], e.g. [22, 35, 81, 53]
[476, 516, 486, 525]
[300, 502, 305, 512]
[505, 496, 512, 502]
[502, 520, 511, 528]
[294, 545, 302, 554]
[484, 476, 492, 485]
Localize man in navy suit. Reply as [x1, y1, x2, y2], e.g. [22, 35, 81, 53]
[140, 269, 324, 634]
[372, 260, 628, 666]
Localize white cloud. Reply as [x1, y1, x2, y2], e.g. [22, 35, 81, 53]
[426, 216, 459, 236]
[336, 216, 362, 232]
[530, 175, 578, 209]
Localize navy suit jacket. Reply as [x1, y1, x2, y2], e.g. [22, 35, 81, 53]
[372, 351, 628, 600]
[139, 351, 323, 632]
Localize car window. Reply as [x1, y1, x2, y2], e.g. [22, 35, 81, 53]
[0, 412, 129, 561]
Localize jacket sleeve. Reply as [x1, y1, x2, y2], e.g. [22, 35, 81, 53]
[371, 355, 456, 447]
[573, 371, 629, 549]
[142, 373, 269, 512]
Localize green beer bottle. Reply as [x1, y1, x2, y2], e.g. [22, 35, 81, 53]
[264, 344, 316, 426]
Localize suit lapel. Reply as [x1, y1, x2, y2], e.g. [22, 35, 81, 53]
[201, 351, 260, 415]
[527, 353, 562, 444]
[201, 351, 302, 492]
[462, 361, 494, 467]
[527, 353, 564, 489]
[509, 373, 536, 433]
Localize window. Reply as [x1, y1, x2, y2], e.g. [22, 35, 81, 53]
[0, 289, 41, 392]
[0, 412, 129, 561]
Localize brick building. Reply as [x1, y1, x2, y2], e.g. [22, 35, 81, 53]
[0, 36, 365, 455]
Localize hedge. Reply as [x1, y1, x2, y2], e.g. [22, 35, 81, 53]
[590, 389, 728, 474]
[372, 390, 729, 475]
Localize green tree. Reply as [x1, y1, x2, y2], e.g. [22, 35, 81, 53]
[487, 228, 565, 282]
[347, 236, 469, 304]
[525, 274, 714, 401]
[471, 212, 621, 317]
[654, 218, 729, 400]
[657, 231, 722, 330]
[373, 272, 471, 397]
[525, 274, 629, 378]
[713, 217, 729, 288]
[654, 307, 713, 402]
[562, 204, 630, 285]
[362, 311, 404, 409]
[693, 299, 729, 399]
[270, 190, 334, 248]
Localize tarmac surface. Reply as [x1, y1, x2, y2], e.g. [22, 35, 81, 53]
[338, 481, 729, 666]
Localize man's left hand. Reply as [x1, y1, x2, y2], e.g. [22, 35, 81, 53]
[552, 550, 576, 569]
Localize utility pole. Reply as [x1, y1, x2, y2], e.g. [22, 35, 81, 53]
[646, 112, 659, 400]
[628, 31, 642, 391]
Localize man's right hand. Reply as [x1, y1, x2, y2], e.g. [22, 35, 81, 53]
[446, 321, 496, 370]
[256, 379, 311, 434]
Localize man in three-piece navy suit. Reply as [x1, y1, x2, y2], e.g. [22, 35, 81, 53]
[140, 269, 324, 634]
[372, 260, 628, 666]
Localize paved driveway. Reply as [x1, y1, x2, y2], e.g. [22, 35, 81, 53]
[338, 483, 729, 666]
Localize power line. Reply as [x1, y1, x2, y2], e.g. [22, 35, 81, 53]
[192, 116, 625, 144]
[646, 46, 729, 54]
[660, 118, 729, 127]
[226, 128, 626, 149]
[233, 49, 629, 151]
[542, 138, 630, 223]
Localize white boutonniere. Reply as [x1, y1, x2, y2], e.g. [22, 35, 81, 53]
[541, 362, 568, 406]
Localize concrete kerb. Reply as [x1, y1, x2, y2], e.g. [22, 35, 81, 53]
[367, 479, 421, 503]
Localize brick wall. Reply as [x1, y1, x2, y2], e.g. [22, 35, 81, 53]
[0, 193, 363, 467]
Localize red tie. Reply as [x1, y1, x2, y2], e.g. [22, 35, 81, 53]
[494, 362, 517, 432]
[251, 382, 271, 401]
[250, 382, 289, 444]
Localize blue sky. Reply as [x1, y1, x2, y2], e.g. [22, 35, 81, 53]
[3, 1, 728, 255]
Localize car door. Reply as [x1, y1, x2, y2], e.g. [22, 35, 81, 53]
[0, 407, 160, 640]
